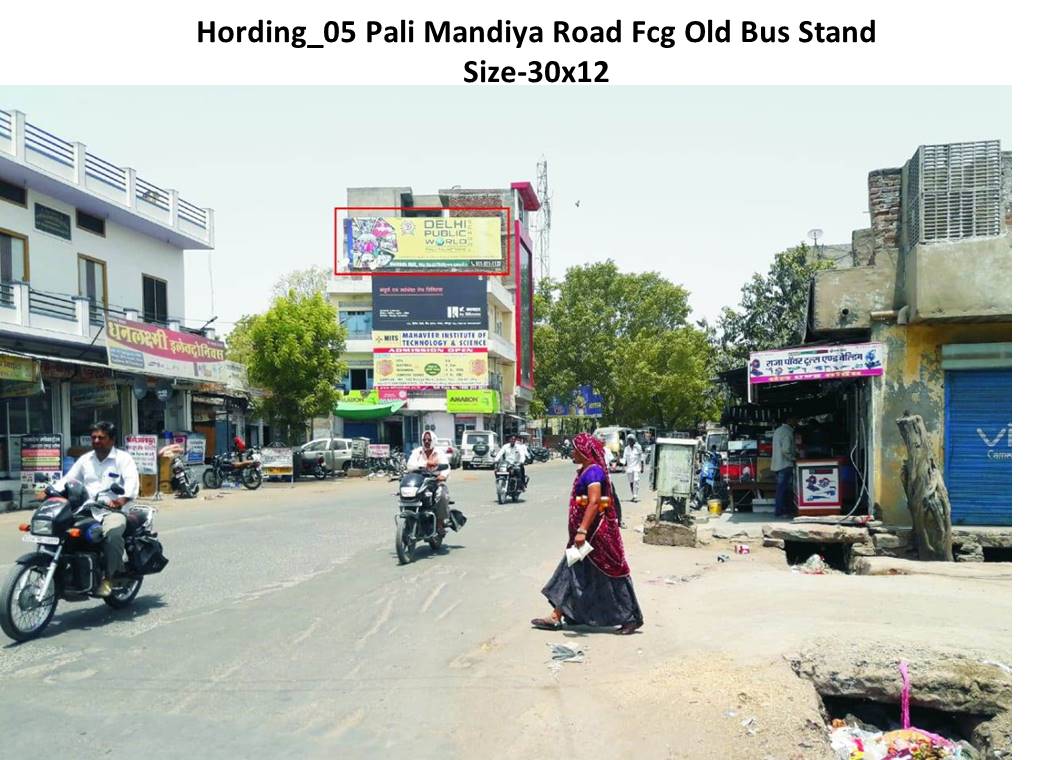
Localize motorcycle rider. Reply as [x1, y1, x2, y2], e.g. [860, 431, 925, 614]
[52, 421, 139, 597]
[494, 435, 528, 490]
[407, 431, 451, 535]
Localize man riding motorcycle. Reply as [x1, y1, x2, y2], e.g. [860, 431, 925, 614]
[406, 431, 451, 536]
[493, 435, 528, 490]
[50, 421, 139, 597]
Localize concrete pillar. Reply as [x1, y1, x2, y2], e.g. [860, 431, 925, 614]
[14, 281, 29, 326]
[125, 308, 140, 322]
[125, 167, 137, 209]
[72, 295, 90, 337]
[167, 319, 181, 332]
[205, 208, 215, 246]
[73, 142, 87, 186]
[58, 381, 72, 454]
[11, 111, 26, 161]
[167, 189, 178, 227]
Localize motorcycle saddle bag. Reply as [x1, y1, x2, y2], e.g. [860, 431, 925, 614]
[128, 535, 169, 575]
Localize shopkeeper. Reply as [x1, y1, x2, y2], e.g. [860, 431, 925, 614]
[771, 414, 799, 517]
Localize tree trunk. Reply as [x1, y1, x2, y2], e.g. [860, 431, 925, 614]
[896, 413, 953, 561]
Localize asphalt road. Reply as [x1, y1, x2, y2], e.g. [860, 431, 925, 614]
[0, 459, 593, 759]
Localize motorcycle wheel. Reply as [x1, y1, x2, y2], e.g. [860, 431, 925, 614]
[512, 491, 520, 503]
[104, 577, 143, 610]
[395, 518, 416, 564]
[427, 533, 444, 552]
[0, 562, 58, 643]
[314, 466, 327, 481]
[190, 482, 200, 497]
[496, 481, 506, 504]
[242, 468, 262, 490]
[202, 468, 219, 490]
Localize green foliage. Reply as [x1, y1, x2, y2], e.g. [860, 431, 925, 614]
[270, 265, 330, 302]
[224, 314, 258, 365]
[534, 261, 715, 427]
[708, 243, 834, 371]
[245, 292, 346, 441]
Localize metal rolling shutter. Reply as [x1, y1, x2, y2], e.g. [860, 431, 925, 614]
[944, 369, 1012, 526]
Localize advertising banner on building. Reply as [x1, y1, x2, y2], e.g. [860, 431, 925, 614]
[105, 316, 227, 382]
[0, 355, 39, 383]
[20, 434, 63, 487]
[369, 444, 391, 458]
[446, 389, 500, 414]
[548, 386, 604, 417]
[125, 435, 158, 475]
[372, 276, 488, 330]
[339, 217, 503, 273]
[70, 382, 119, 407]
[748, 343, 884, 385]
[374, 352, 488, 389]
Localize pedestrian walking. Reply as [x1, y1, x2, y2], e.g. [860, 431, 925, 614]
[531, 433, 643, 635]
[772, 414, 799, 517]
[622, 434, 643, 503]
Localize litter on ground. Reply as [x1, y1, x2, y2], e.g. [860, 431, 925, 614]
[546, 642, 586, 673]
[792, 554, 830, 574]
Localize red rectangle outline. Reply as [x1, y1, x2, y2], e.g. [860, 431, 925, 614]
[333, 206, 512, 278]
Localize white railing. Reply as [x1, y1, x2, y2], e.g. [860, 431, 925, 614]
[0, 109, 214, 246]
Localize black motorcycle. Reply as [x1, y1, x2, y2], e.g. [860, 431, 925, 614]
[202, 449, 262, 490]
[1, 481, 169, 642]
[530, 446, 551, 463]
[395, 470, 466, 564]
[298, 453, 327, 480]
[494, 462, 525, 504]
[170, 453, 200, 498]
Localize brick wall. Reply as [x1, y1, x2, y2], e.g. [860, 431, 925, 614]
[867, 168, 902, 257]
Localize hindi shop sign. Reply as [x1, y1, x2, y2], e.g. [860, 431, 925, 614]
[339, 216, 503, 274]
[105, 316, 227, 382]
[20, 434, 63, 487]
[125, 435, 158, 475]
[260, 447, 293, 476]
[749, 343, 884, 385]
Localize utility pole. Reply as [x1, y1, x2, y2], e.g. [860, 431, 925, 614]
[536, 158, 551, 282]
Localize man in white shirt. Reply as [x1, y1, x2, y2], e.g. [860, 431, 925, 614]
[771, 415, 799, 517]
[622, 434, 644, 503]
[494, 435, 528, 489]
[407, 431, 451, 535]
[54, 421, 140, 596]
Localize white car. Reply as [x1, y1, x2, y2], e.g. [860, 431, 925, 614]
[460, 431, 499, 469]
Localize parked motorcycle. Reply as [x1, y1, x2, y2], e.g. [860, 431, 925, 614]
[170, 452, 200, 498]
[298, 453, 327, 480]
[394, 470, 466, 564]
[202, 449, 262, 490]
[696, 449, 727, 507]
[494, 462, 525, 504]
[1, 481, 169, 642]
[530, 446, 551, 463]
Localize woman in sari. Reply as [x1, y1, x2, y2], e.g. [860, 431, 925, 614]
[531, 433, 643, 635]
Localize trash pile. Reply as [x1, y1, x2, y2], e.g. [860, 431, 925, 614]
[829, 660, 970, 759]
[793, 553, 831, 574]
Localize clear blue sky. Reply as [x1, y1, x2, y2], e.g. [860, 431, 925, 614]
[0, 86, 1011, 334]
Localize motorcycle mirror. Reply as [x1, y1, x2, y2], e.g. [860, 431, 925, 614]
[110, 483, 125, 495]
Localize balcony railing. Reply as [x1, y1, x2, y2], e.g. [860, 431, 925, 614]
[0, 108, 214, 246]
[0, 281, 13, 308]
[29, 288, 77, 321]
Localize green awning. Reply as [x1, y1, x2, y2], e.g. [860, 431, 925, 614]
[333, 400, 405, 421]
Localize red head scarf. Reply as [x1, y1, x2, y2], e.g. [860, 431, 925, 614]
[572, 432, 607, 470]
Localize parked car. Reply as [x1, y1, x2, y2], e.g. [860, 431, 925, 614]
[460, 430, 499, 469]
[297, 438, 353, 474]
[435, 437, 461, 469]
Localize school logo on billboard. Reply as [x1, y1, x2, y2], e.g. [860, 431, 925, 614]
[337, 216, 503, 274]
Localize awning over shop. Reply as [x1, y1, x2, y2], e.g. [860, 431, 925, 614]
[333, 400, 404, 421]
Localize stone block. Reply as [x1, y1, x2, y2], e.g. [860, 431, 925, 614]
[762, 537, 785, 549]
[642, 518, 699, 548]
[762, 524, 870, 544]
[872, 532, 911, 550]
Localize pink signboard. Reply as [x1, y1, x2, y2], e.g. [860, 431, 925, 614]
[106, 316, 227, 382]
[749, 343, 884, 385]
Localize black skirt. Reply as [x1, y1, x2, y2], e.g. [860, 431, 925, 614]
[541, 557, 643, 628]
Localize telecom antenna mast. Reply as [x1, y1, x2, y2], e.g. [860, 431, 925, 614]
[535, 157, 551, 281]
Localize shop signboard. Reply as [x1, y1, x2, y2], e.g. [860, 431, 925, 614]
[260, 447, 293, 476]
[796, 459, 843, 515]
[70, 382, 119, 407]
[34, 203, 71, 240]
[378, 388, 408, 402]
[373, 329, 488, 390]
[185, 435, 207, 466]
[125, 435, 158, 475]
[344, 389, 380, 404]
[20, 434, 63, 487]
[369, 444, 391, 458]
[748, 343, 884, 385]
[372, 276, 488, 330]
[339, 217, 503, 274]
[105, 316, 227, 382]
[548, 386, 603, 417]
[0, 355, 39, 383]
[446, 389, 500, 414]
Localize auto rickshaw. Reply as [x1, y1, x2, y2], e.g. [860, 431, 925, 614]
[648, 437, 703, 522]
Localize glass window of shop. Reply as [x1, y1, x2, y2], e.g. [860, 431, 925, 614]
[70, 382, 122, 449]
[0, 384, 56, 477]
[137, 394, 167, 435]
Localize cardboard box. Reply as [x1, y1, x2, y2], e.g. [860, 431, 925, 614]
[757, 457, 775, 481]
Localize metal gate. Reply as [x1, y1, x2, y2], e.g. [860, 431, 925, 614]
[944, 369, 1012, 525]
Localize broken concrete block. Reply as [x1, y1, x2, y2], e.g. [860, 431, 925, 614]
[872, 532, 910, 550]
[762, 537, 785, 549]
[762, 524, 870, 544]
[851, 544, 877, 557]
[642, 518, 699, 548]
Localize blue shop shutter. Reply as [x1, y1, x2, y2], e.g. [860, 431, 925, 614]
[342, 422, 379, 441]
[944, 369, 1012, 526]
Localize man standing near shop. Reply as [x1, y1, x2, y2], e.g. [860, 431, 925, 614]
[772, 414, 799, 518]
[55, 421, 140, 596]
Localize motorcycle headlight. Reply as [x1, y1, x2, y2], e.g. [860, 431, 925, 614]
[400, 486, 418, 499]
[31, 519, 52, 535]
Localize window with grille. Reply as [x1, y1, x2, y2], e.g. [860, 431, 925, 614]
[142, 275, 168, 324]
[910, 140, 1002, 244]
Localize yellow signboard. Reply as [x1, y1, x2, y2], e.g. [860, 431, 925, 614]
[374, 352, 488, 389]
[0, 355, 39, 383]
[446, 390, 500, 413]
[340, 217, 503, 272]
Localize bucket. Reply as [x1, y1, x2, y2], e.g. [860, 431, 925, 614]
[708, 498, 723, 516]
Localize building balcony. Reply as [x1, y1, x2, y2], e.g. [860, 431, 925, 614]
[345, 336, 373, 353]
[488, 332, 516, 362]
[0, 109, 214, 250]
[0, 280, 211, 348]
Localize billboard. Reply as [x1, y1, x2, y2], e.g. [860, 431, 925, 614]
[373, 351, 488, 389]
[516, 222, 535, 388]
[548, 386, 604, 417]
[749, 343, 884, 385]
[446, 389, 500, 414]
[372, 276, 487, 330]
[106, 316, 227, 382]
[338, 216, 503, 273]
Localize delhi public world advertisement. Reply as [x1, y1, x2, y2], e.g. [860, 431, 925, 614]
[105, 315, 228, 383]
[338, 216, 503, 273]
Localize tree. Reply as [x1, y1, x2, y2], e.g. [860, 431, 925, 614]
[270, 265, 330, 302]
[246, 292, 346, 442]
[224, 314, 258, 365]
[708, 243, 834, 371]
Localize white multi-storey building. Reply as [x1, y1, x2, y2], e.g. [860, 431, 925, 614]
[0, 108, 217, 500]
